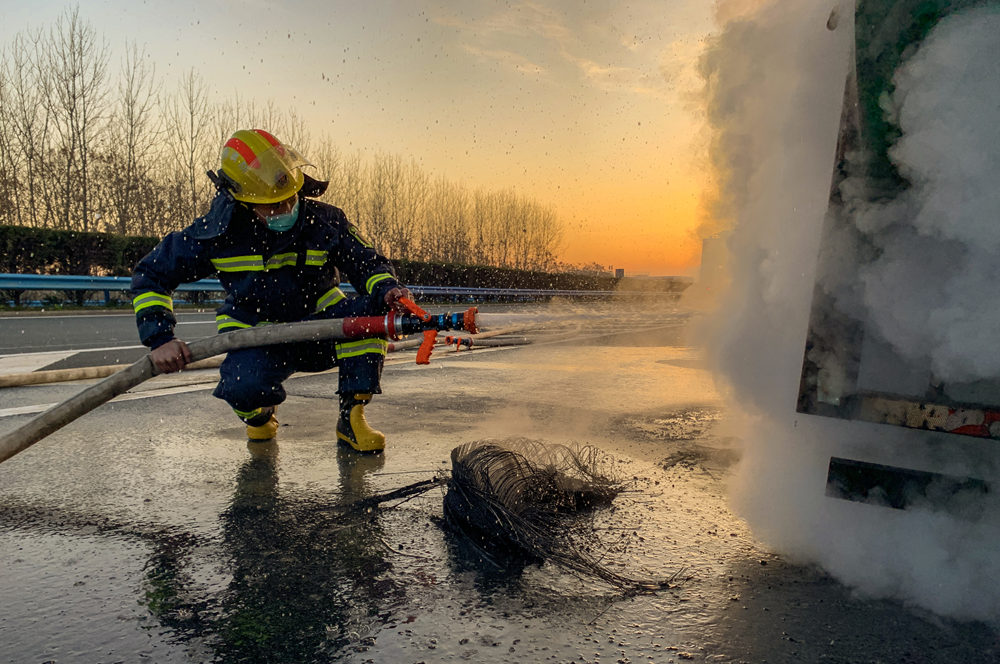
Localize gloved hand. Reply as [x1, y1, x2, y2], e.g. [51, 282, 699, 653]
[150, 338, 192, 374]
[383, 286, 413, 313]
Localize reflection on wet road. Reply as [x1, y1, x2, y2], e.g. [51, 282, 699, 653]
[0, 304, 997, 663]
[141, 443, 405, 662]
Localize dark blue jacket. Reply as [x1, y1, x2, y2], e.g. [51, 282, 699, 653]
[130, 190, 402, 349]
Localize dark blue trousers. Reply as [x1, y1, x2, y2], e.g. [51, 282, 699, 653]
[213, 295, 385, 412]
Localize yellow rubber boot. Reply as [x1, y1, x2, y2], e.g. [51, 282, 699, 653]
[336, 393, 385, 453]
[247, 414, 278, 441]
[240, 406, 278, 441]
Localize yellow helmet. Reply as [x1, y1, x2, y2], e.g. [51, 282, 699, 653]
[219, 129, 308, 204]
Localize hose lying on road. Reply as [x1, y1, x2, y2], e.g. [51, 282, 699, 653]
[0, 328, 530, 389]
[0, 317, 408, 465]
[0, 357, 224, 388]
[386, 325, 527, 352]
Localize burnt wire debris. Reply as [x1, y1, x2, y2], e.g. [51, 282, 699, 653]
[441, 439, 676, 592]
[323, 439, 680, 592]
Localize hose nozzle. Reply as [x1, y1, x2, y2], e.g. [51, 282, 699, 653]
[394, 299, 481, 364]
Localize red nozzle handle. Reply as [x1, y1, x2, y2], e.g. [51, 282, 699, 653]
[463, 306, 479, 334]
[416, 330, 437, 364]
[399, 297, 431, 322]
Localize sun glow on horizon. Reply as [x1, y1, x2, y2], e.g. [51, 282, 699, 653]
[1, 0, 715, 276]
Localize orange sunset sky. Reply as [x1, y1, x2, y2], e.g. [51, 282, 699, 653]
[4, 1, 717, 276]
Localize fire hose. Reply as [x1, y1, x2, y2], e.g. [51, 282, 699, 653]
[0, 301, 477, 465]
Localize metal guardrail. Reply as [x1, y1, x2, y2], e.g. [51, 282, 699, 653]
[0, 273, 232, 306]
[0, 273, 618, 306]
[0, 273, 225, 292]
[410, 285, 615, 298]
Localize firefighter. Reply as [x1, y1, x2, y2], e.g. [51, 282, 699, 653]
[130, 128, 410, 453]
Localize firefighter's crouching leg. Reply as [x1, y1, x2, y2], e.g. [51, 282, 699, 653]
[214, 347, 293, 442]
[334, 337, 387, 452]
[237, 406, 279, 441]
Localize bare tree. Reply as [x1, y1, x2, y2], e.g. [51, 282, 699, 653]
[210, 92, 252, 154]
[421, 177, 471, 264]
[3, 30, 58, 229]
[0, 51, 16, 227]
[509, 194, 532, 270]
[396, 157, 428, 258]
[163, 68, 211, 221]
[463, 188, 562, 270]
[259, 100, 311, 156]
[362, 150, 392, 252]
[311, 136, 343, 201]
[529, 203, 562, 271]
[338, 149, 366, 230]
[101, 42, 158, 234]
[211, 96, 311, 154]
[0, 11, 566, 271]
[280, 109, 311, 157]
[44, 7, 109, 231]
[366, 150, 426, 257]
[471, 189, 506, 266]
[211, 93, 269, 149]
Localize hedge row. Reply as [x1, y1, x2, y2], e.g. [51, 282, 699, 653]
[393, 260, 617, 291]
[0, 225, 618, 291]
[0, 225, 159, 277]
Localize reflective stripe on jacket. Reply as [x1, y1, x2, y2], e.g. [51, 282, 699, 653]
[130, 193, 401, 349]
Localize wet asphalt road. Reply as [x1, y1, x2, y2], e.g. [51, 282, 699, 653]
[0, 303, 998, 663]
[0, 310, 217, 364]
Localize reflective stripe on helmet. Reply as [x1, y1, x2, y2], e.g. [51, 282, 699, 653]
[253, 128, 282, 147]
[223, 137, 259, 168]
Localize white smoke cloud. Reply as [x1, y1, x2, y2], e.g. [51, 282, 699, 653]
[855, 7, 1000, 383]
[699, 0, 850, 416]
[702, 0, 1000, 623]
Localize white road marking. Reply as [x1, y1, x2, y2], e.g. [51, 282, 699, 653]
[0, 345, 148, 374]
[0, 313, 137, 320]
[0, 346, 520, 419]
[0, 351, 79, 374]
[0, 312, 216, 320]
[0, 344, 146, 360]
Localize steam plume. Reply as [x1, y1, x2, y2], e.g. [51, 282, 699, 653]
[701, 0, 1000, 622]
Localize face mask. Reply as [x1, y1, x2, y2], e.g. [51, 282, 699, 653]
[264, 199, 299, 232]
